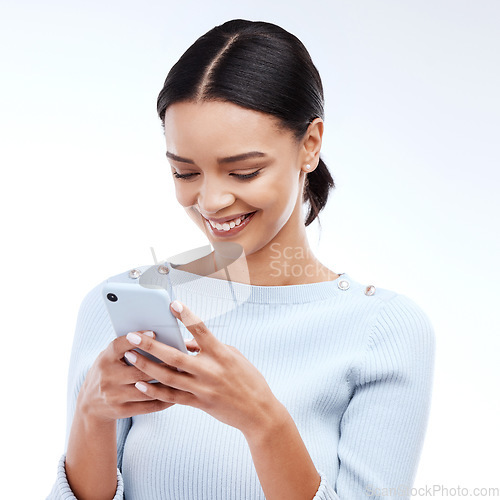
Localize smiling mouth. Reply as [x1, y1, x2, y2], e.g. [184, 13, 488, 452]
[202, 211, 258, 236]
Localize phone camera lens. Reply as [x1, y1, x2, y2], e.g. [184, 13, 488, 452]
[107, 293, 118, 302]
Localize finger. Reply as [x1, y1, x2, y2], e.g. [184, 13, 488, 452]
[124, 348, 197, 390]
[184, 338, 200, 352]
[118, 383, 159, 402]
[110, 330, 156, 360]
[125, 332, 198, 375]
[114, 363, 161, 385]
[119, 399, 174, 417]
[133, 380, 196, 406]
[169, 301, 218, 352]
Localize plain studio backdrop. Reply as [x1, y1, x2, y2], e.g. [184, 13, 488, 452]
[1, 1, 498, 498]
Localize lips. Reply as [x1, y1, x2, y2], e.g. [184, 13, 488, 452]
[203, 210, 257, 236]
[202, 211, 256, 226]
[201, 211, 256, 225]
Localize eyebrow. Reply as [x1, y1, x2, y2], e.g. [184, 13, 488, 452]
[166, 151, 267, 164]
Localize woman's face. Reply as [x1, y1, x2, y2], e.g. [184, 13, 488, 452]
[163, 100, 312, 260]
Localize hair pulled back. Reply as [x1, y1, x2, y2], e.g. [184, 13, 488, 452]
[157, 19, 335, 227]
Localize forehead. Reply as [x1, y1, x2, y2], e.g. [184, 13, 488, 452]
[163, 101, 293, 156]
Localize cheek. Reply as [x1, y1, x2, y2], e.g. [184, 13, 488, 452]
[260, 172, 298, 212]
[174, 184, 195, 208]
[173, 188, 205, 227]
[249, 175, 299, 233]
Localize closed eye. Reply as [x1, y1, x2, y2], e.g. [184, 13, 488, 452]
[172, 170, 261, 180]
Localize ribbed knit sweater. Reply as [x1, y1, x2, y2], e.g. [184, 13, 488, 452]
[47, 261, 435, 499]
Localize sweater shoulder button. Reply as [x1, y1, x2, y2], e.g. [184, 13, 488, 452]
[128, 268, 142, 279]
[338, 279, 350, 291]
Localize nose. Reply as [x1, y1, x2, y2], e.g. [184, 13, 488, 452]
[196, 175, 236, 216]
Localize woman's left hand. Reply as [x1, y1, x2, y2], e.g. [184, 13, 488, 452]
[123, 300, 282, 435]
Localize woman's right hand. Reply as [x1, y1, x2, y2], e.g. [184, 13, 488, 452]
[76, 331, 174, 423]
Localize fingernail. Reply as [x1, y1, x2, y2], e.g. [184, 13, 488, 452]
[143, 330, 155, 337]
[135, 381, 148, 393]
[124, 351, 137, 363]
[127, 332, 142, 345]
[171, 300, 183, 313]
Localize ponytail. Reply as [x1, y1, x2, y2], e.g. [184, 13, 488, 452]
[303, 156, 335, 227]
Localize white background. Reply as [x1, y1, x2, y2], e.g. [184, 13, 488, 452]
[1, 1, 499, 498]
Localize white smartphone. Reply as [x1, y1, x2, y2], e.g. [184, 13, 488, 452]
[102, 281, 188, 367]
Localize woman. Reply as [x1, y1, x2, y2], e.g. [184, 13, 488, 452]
[48, 19, 435, 500]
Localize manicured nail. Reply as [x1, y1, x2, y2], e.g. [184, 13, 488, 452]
[171, 300, 183, 313]
[127, 332, 142, 345]
[124, 351, 137, 363]
[143, 330, 155, 337]
[135, 381, 148, 393]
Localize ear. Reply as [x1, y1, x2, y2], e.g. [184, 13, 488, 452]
[300, 118, 324, 170]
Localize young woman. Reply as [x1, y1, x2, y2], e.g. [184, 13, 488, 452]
[48, 19, 435, 500]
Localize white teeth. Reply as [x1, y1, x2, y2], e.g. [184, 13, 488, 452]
[208, 213, 252, 232]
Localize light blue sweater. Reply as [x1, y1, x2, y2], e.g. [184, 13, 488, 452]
[48, 261, 435, 499]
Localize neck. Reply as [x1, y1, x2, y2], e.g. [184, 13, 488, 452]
[208, 244, 338, 286]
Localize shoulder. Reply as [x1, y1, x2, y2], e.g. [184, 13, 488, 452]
[78, 263, 157, 312]
[71, 263, 158, 346]
[341, 273, 436, 351]
[340, 276, 436, 387]
[342, 273, 433, 322]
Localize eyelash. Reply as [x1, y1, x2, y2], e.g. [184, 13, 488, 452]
[172, 170, 261, 180]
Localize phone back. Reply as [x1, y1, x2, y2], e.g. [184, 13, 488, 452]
[102, 280, 188, 362]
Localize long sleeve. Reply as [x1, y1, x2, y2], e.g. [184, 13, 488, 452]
[314, 294, 436, 499]
[46, 281, 132, 499]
